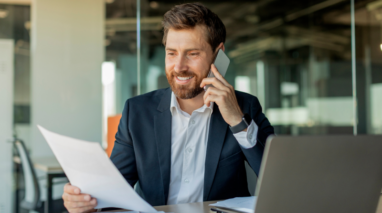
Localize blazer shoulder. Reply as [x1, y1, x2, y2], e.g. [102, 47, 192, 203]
[125, 88, 169, 109]
[234, 90, 260, 106]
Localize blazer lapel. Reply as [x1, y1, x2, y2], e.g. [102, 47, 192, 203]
[154, 88, 172, 205]
[203, 103, 228, 201]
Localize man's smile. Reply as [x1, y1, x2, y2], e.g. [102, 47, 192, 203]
[175, 76, 194, 84]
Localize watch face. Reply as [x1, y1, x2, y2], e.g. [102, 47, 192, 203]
[243, 113, 251, 126]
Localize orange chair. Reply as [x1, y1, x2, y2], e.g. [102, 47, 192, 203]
[106, 114, 122, 157]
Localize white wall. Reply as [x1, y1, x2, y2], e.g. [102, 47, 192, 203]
[31, 0, 104, 157]
[0, 39, 14, 213]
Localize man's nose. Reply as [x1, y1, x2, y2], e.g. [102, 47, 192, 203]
[174, 55, 188, 72]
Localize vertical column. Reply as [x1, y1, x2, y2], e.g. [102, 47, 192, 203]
[256, 60, 265, 108]
[0, 39, 14, 213]
[350, 0, 358, 135]
[137, 0, 141, 95]
[31, 0, 104, 157]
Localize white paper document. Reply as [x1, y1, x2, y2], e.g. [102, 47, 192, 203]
[38, 125, 157, 212]
[210, 196, 256, 213]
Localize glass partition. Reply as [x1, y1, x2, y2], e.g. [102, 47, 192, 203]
[105, 0, 139, 114]
[0, 3, 31, 213]
[135, 0, 356, 135]
[354, 0, 382, 134]
[106, 0, 382, 136]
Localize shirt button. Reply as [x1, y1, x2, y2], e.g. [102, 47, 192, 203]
[187, 148, 193, 153]
[184, 179, 190, 183]
[249, 135, 252, 139]
[191, 119, 195, 124]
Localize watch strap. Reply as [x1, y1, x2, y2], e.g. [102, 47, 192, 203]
[229, 113, 251, 134]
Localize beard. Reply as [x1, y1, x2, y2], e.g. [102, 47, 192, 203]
[166, 70, 208, 99]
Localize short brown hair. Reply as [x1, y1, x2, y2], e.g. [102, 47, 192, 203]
[162, 3, 226, 52]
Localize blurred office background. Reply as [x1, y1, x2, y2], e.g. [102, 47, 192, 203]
[0, 0, 381, 212]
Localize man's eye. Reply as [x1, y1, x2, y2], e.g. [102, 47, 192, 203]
[167, 52, 175, 56]
[190, 53, 199, 56]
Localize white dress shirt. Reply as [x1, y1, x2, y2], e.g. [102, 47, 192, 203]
[167, 92, 259, 204]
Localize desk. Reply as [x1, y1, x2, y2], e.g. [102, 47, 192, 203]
[13, 156, 63, 172]
[153, 201, 217, 213]
[13, 156, 66, 213]
[98, 201, 218, 213]
[101, 195, 382, 213]
[12, 156, 382, 213]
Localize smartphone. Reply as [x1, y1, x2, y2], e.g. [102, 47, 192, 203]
[205, 49, 230, 90]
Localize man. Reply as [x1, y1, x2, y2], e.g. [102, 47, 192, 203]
[62, 3, 274, 213]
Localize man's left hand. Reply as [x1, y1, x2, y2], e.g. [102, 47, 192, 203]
[200, 64, 244, 127]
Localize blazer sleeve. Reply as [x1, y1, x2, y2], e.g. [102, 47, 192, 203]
[110, 100, 139, 187]
[240, 96, 274, 175]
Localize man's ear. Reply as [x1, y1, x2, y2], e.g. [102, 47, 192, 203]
[216, 42, 225, 52]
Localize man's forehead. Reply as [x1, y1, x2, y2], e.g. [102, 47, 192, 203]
[166, 26, 210, 50]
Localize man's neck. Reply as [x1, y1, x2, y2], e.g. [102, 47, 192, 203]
[177, 91, 206, 115]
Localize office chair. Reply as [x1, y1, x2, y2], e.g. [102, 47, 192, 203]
[13, 138, 67, 213]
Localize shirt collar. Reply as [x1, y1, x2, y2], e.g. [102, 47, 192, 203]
[170, 92, 213, 116]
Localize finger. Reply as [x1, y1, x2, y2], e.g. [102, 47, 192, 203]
[204, 94, 219, 107]
[64, 183, 81, 195]
[64, 200, 93, 209]
[68, 204, 96, 213]
[65, 198, 97, 209]
[211, 64, 234, 91]
[210, 64, 230, 86]
[203, 86, 228, 102]
[62, 192, 92, 202]
[200, 77, 227, 91]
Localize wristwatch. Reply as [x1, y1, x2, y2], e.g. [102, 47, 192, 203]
[229, 113, 252, 134]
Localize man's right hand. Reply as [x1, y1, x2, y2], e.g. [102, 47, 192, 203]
[62, 183, 97, 213]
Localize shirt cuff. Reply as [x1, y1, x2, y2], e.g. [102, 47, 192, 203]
[232, 119, 258, 149]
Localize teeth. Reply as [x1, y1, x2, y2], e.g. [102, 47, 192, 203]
[177, 76, 193, 81]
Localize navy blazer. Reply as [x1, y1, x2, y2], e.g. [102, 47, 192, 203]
[110, 87, 274, 206]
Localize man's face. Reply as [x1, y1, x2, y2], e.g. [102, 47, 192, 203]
[165, 25, 214, 99]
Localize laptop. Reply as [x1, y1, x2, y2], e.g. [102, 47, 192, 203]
[253, 135, 382, 213]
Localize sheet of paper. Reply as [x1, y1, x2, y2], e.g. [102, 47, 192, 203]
[210, 196, 256, 213]
[38, 125, 157, 213]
